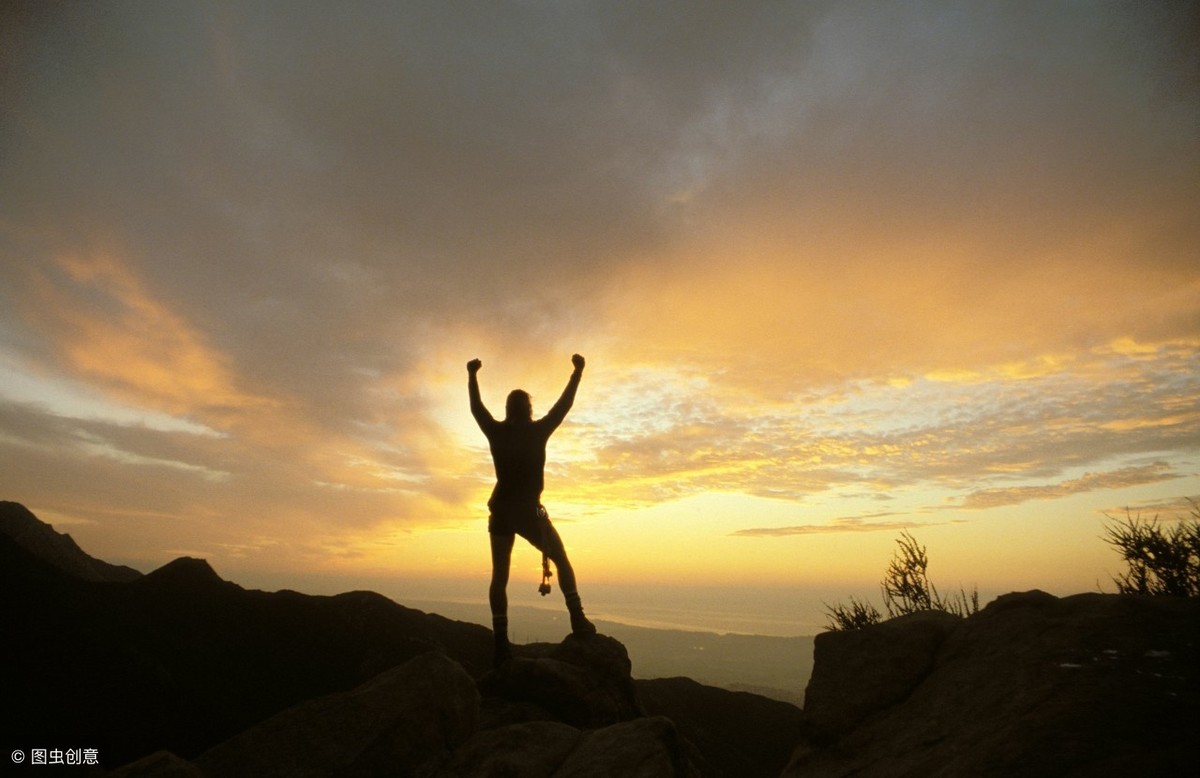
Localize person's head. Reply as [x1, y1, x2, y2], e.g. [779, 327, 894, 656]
[505, 389, 532, 422]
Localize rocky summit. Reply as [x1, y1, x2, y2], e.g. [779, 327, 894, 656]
[4, 500, 1198, 777]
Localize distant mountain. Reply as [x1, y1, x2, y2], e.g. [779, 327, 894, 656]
[1, 502, 802, 776]
[1, 506, 492, 767]
[0, 500, 141, 582]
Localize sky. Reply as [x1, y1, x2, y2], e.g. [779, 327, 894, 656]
[2, 2, 1198, 634]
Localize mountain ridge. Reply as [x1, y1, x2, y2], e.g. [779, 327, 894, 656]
[1, 501, 799, 776]
[0, 500, 141, 582]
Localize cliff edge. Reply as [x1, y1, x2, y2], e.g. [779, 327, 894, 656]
[786, 590, 1199, 776]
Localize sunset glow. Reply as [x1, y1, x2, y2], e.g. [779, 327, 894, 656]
[2, 2, 1197, 634]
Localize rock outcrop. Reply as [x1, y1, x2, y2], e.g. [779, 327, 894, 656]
[801, 608, 960, 740]
[786, 590, 1200, 776]
[478, 634, 645, 728]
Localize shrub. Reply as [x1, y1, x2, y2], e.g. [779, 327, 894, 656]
[824, 596, 882, 632]
[881, 531, 979, 619]
[1103, 500, 1200, 598]
[824, 531, 979, 631]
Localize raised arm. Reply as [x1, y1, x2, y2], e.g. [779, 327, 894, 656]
[542, 354, 585, 431]
[467, 359, 497, 431]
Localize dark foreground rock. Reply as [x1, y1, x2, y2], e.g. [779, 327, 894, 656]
[110, 638, 706, 778]
[786, 590, 1200, 777]
[195, 651, 478, 777]
[425, 715, 698, 778]
[101, 633, 708, 777]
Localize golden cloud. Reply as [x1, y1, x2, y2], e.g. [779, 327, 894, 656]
[26, 252, 272, 419]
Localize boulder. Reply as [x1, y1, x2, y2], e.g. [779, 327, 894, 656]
[478, 634, 645, 728]
[801, 608, 960, 740]
[420, 715, 701, 778]
[554, 716, 701, 778]
[417, 720, 581, 777]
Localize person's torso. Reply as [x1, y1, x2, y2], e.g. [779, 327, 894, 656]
[487, 421, 551, 505]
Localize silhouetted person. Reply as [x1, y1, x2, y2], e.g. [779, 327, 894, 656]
[468, 354, 596, 666]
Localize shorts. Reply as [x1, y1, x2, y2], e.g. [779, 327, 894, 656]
[489, 503, 549, 542]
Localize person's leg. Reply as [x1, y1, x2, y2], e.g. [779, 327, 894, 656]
[532, 521, 595, 635]
[490, 531, 516, 664]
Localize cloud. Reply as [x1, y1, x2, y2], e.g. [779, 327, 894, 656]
[558, 339, 1200, 513]
[1099, 495, 1200, 522]
[961, 463, 1186, 511]
[732, 512, 934, 538]
[15, 251, 272, 419]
